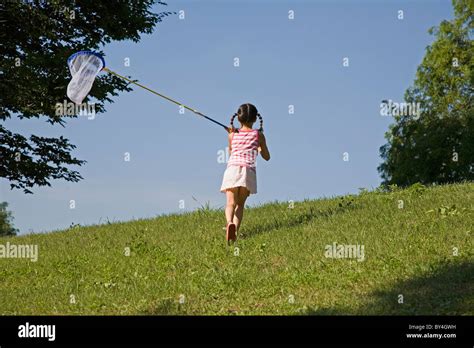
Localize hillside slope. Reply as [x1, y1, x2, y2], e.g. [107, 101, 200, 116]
[0, 183, 472, 315]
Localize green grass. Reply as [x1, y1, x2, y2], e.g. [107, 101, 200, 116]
[0, 183, 472, 315]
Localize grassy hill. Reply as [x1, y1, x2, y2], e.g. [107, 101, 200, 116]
[0, 183, 472, 315]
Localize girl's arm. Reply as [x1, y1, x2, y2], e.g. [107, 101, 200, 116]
[228, 132, 233, 154]
[258, 131, 270, 161]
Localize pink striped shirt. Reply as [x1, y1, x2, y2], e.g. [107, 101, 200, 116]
[228, 129, 259, 168]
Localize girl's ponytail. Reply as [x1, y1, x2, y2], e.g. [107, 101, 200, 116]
[230, 113, 238, 131]
[257, 113, 263, 132]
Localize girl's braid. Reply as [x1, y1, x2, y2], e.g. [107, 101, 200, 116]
[230, 113, 238, 130]
[257, 113, 263, 132]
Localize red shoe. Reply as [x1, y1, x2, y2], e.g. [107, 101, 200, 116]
[226, 223, 236, 244]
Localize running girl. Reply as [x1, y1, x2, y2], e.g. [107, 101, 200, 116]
[220, 103, 270, 243]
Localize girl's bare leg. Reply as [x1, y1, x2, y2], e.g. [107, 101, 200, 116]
[225, 188, 238, 224]
[233, 187, 249, 231]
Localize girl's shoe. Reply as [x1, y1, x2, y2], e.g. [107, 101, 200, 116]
[226, 223, 237, 244]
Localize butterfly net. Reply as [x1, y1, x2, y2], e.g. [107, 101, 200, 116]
[67, 51, 105, 104]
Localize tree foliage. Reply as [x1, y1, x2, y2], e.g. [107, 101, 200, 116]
[0, 202, 18, 237]
[0, 0, 173, 193]
[378, 0, 474, 186]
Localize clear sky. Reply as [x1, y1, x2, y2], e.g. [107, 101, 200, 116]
[1, 0, 454, 234]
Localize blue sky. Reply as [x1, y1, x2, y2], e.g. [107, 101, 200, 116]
[1, 0, 454, 234]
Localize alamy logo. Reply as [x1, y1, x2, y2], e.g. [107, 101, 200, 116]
[380, 99, 420, 118]
[55, 100, 96, 120]
[0, 242, 38, 262]
[324, 242, 365, 262]
[217, 147, 259, 166]
[18, 322, 56, 341]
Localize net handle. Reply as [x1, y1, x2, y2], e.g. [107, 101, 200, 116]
[102, 67, 230, 132]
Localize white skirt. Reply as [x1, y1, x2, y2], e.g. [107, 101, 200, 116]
[220, 165, 257, 194]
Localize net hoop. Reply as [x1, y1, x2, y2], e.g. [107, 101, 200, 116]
[67, 51, 106, 72]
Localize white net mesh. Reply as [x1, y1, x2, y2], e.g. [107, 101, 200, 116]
[67, 52, 104, 104]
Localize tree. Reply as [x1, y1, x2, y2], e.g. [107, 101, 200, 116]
[378, 0, 474, 186]
[1, 0, 174, 193]
[0, 202, 18, 237]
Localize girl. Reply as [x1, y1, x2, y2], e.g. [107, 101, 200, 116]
[220, 103, 270, 243]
